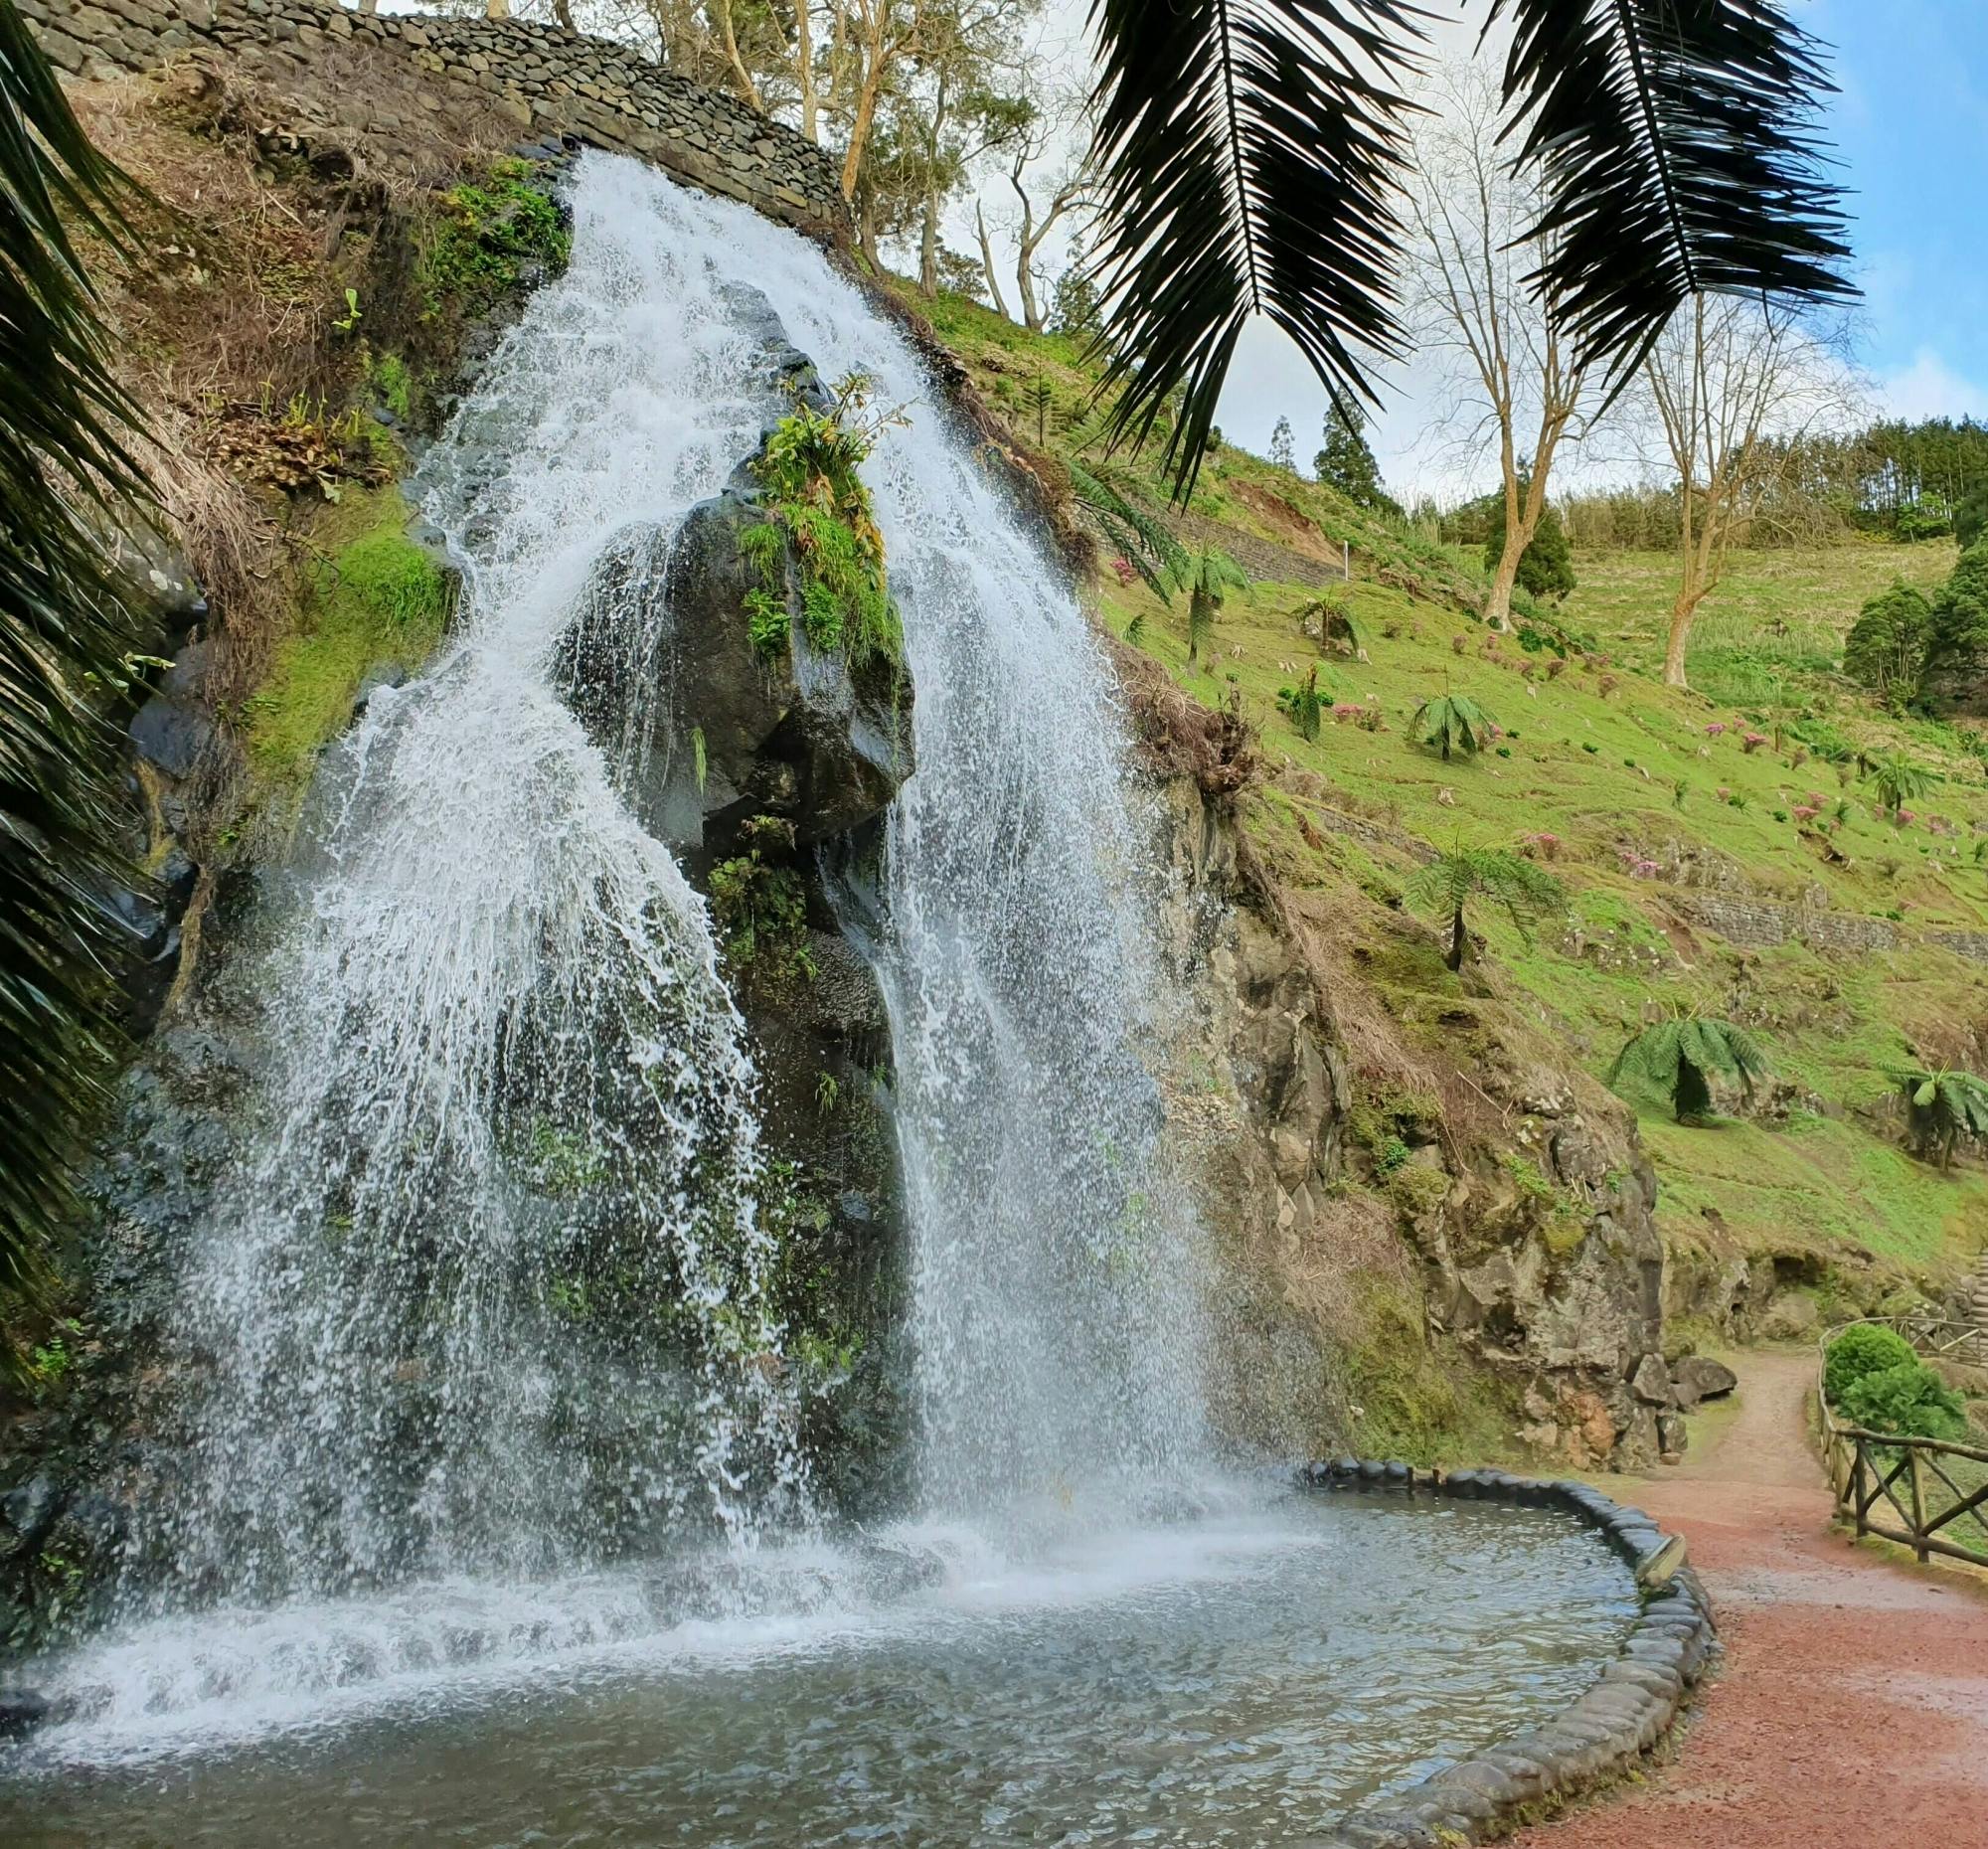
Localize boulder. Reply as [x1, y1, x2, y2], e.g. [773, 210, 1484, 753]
[1671, 1354, 1738, 1409]
[553, 480, 911, 860]
[1629, 1351, 1675, 1406]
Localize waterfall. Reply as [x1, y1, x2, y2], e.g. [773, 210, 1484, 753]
[26, 152, 1213, 1748]
[133, 165, 819, 1610]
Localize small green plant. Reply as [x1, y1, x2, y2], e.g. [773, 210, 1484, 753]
[690, 725, 708, 793]
[1607, 1009, 1768, 1123]
[1581, 741, 1598, 754]
[1673, 778, 1689, 809]
[743, 373, 906, 671]
[1275, 664, 1329, 742]
[1408, 691, 1497, 762]
[333, 286, 362, 332]
[371, 351, 413, 420]
[1822, 1323, 1917, 1405]
[708, 817, 812, 976]
[814, 1071, 841, 1115]
[1375, 1135, 1410, 1177]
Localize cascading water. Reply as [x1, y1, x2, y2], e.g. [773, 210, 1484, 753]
[1, 160, 1640, 1819]
[128, 162, 826, 1611]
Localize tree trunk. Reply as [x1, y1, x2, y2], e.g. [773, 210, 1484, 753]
[1484, 540, 1522, 633]
[1663, 585, 1707, 688]
[1015, 248, 1042, 332]
[795, 0, 818, 143]
[1446, 906, 1467, 972]
[974, 201, 1010, 320]
[918, 189, 938, 296]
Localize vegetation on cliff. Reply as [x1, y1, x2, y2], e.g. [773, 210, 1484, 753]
[909, 277, 1988, 1365]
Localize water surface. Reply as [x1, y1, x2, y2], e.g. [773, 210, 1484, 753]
[1, 1495, 1633, 1847]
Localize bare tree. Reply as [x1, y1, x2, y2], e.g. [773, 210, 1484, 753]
[1403, 68, 1595, 631]
[993, 94, 1097, 331]
[1642, 295, 1863, 687]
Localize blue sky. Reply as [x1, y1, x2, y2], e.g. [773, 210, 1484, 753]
[1208, 1, 1988, 498]
[1808, 0, 1988, 420]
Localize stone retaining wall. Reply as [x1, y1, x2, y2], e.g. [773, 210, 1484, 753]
[20, 0, 848, 239]
[1299, 1460, 1716, 1847]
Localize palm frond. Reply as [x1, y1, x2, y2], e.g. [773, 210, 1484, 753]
[2, 3, 153, 1321]
[1084, 0, 1426, 495]
[1488, 0, 1854, 391]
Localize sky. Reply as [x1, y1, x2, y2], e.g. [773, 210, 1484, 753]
[1189, 0, 1988, 504]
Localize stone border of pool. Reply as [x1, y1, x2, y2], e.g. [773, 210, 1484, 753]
[1295, 1459, 1716, 1848]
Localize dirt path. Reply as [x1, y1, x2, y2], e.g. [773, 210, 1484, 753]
[1513, 1349, 1988, 1848]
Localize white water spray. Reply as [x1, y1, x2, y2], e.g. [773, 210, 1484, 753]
[26, 152, 1215, 1751]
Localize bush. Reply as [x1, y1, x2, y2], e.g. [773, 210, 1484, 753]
[1839, 1360, 1968, 1441]
[1483, 499, 1576, 601]
[1822, 1323, 1916, 1405]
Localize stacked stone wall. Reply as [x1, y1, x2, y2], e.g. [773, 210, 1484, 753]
[21, 0, 849, 239]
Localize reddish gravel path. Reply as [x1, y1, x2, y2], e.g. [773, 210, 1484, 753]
[1514, 1349, 1988, 1849]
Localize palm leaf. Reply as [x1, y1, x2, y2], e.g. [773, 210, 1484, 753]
[1488, 0, 1854, 392]
[1083, 0, 1426, 494]
[1083, 1, 1853, 489]
[1, 3, 153, 1324]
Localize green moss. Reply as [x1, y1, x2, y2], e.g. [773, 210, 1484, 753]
[370, 350, 413, 420]
[1343, 1279, 1516, 1466]
[420, 158, 571, 324]
[241, 493, 453, 786]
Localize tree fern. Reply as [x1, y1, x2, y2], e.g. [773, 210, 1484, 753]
[1068, 459, 1187, 605]
[1276, 664, 1329, 742]
[1608, 1013, 1769, 1122]
[1404, 843, 1565, 973]
[1892, 1066, 1988, 1171]
[1183, 546, 1248, 663]
[1408, 692, 1496, 761]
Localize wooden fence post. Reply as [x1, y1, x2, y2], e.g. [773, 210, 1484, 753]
[1853, 1438, 1868, 1537]
[1910, 1446, 1931, 1563]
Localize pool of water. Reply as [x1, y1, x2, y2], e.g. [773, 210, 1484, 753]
[0, 1491, 1635, 1847]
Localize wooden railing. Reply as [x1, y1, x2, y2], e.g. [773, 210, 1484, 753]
[1818, 1318, 1988, 1570]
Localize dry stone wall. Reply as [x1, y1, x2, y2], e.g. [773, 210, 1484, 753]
[22, 0, 849, 239]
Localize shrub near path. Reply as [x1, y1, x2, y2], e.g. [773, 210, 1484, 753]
[1513, 1350, 1988, 1849]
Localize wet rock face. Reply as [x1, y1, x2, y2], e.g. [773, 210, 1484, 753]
[548, 346, 916, 1518]
[1150, 773, 1674, 1471]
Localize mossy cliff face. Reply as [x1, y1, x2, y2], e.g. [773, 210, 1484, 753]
[1124, 674, 1676, 1472]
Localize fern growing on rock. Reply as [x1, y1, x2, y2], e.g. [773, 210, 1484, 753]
[1892, 1066, 1988, 1170]
[1408, 691, 1497, 761]
[1608, 1013, 1768, 1123]
[743, 372, 905, 671]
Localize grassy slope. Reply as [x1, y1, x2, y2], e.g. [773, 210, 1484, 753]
[910, 283, 1988, 1298]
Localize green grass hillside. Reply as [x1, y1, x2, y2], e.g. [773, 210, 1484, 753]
[908, 282, 1988, 1305]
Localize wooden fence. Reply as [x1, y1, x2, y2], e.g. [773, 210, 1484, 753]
[1818, 1318, 1988, 1570]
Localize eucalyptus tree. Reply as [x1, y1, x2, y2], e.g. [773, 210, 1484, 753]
[1079, 0, 1854, 494]
[1, 7, 152, 1331]
[1401, 64, 1596, 631]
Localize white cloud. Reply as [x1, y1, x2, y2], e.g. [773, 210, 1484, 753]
[1877, 348, 1988, 421]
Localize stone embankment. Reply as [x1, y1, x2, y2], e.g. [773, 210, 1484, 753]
[1302, 1460, 1715, 1848]
[20, 0, 848, 238]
